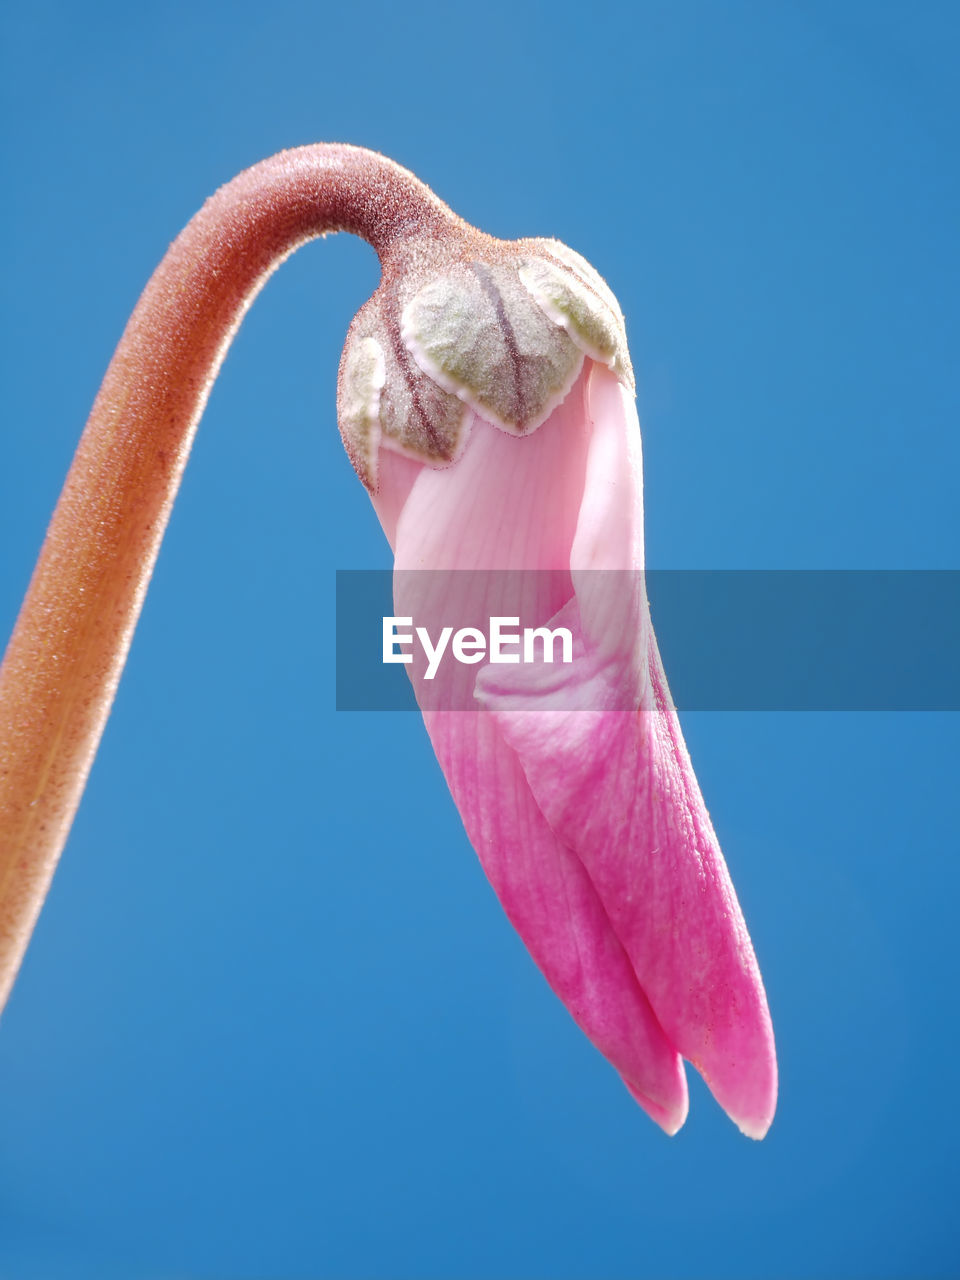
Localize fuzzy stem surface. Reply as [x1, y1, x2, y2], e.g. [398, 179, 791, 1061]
[0, 144, 458, 1010]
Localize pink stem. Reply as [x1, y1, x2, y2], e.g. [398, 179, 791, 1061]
[0, 144, 459, 1011]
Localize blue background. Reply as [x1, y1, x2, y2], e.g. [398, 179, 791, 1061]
[1, 2, 957, 1276]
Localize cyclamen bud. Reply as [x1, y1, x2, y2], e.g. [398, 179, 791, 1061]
[0, 145, 775, 1140]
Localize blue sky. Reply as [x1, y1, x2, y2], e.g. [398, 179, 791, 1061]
[0, 2, 957, 1277]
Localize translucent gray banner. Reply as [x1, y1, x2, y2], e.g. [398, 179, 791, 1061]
[335, 570, 960, 711]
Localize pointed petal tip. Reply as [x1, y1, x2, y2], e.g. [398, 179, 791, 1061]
[713, 1063, 778, 1140]
[735, 1110, 775, 1141]
[627, 1067, 776, 1139]
[701, 1044, 783, 1146]
[625, 1078, 689, 1137]
[691, 1039, 778, 1141]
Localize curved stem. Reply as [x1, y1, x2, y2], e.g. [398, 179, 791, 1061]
[0, 144, 460, 1010]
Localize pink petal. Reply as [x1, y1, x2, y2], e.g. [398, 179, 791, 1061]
[474, 365, 777, 1138]
[477, 616, 777, 1138]
[370, 447, 424, 552]
[388, 367, 688, 1132]
[428, 710, 688, 1135]
[391, 363, 591, 574]
[379, 358, 776, 1137]
[568, 360, 647, 680]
